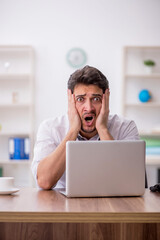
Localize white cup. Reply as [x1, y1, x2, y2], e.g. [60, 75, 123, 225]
[0, 177, 15, 191]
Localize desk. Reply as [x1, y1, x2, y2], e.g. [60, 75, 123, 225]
[0, 188, 160, 240]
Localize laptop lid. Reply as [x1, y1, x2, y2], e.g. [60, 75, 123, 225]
[63, 140, 145, 197]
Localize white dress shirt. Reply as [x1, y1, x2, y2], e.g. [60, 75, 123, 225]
[31, 114, 140, 188]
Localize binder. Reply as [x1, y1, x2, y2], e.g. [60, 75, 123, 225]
[9, 138, 14, 159]
[9, 137, 30, 160]
[24, 138, 30, 159]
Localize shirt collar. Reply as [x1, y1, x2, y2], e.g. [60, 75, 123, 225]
[77, 133, 100, 141]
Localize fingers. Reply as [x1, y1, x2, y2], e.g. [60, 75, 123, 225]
[68, 89, 72, 103]
[105, 88, 110, 111]
[101, 88, 110, 113]
[68, 89, 75, 103]
[67, 89, 81, 133]
[68, 90, 74, 110]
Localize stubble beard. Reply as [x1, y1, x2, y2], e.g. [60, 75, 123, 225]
[81, 119, 97, 134]
[81, 125, 96, 134]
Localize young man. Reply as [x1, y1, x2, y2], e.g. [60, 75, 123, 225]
[31, 65, 140, 190]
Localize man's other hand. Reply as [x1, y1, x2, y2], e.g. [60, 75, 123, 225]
[95, 89, 113, 140]
[67, 89, 81, 134]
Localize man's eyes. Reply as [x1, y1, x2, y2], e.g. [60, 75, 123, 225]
[93, 97, 101, 102]
[76, 97, 101, 102]
[76, 97, 84, 102]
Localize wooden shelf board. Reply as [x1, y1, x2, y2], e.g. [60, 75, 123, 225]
[125, 103, 160, 107]
[124, 46, 160, 49]
[0, 160, 31, 165]
[146, 155, 160, 165]
[125, 74, 160, 79]
[0, 133, 31, 137]
[0, 103, 31, 108]
[140, 133, 160, 137]
[0, 74, 31, 79]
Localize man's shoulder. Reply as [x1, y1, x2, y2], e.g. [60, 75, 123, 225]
[39, 114, 69, 131]
[108, 114, 139, 140]
[108, 114, 134, 127]
[36, 114, 69, 144]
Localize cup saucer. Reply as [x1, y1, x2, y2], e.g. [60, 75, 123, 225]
[0, 188, 19, 195]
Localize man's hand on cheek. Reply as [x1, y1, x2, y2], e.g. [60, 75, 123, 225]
[96, 89, 110, 133]
[67, 89, 81, 133]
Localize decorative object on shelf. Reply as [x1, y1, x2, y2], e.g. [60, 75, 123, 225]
[138, 89, 151, 103]
[66, 48, 87, 68]
[4, 61, 11, 73]
[143, 59, 156, 74]
[12, 91, 19, 104]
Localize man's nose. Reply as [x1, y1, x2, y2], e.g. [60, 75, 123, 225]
[84, 99, 94, 111]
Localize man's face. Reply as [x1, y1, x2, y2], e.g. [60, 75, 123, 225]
[73, 84, 103, 138]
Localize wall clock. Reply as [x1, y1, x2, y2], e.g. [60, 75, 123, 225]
[66, 48, 87, 68]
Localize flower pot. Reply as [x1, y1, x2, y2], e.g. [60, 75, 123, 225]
[144, 66, 153, 75]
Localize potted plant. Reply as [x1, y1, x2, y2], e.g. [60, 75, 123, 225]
[143, 59, 156, 74]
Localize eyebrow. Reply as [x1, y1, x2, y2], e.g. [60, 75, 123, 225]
[75, 94, 102, 98]
[92, 94, 103, 97]
[75, 94, 86, 98]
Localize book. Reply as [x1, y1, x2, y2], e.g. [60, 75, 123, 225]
[9, 137, 30, 160]
[141, 137, 160, 147]
[146, 147, 160, 155]
[141, 137, 160, 156]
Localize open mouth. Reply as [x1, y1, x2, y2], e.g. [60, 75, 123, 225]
[85, 116, 93, 122]
[83, 114, 95, 127]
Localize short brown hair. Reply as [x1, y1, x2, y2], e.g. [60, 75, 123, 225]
[68, 65, 109, 93]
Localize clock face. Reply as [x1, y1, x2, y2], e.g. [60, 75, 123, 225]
[66, 48, 87, 68]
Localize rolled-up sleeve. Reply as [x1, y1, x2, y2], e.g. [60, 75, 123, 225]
[31, 120, 58, 185]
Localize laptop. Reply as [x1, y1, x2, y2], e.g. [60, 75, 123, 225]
[60, 140, 146, 197]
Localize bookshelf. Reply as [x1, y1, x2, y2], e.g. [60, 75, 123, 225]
[122, 46, 160, 185]
[122, 46, 160, 133]
[0, 45, 34, 187]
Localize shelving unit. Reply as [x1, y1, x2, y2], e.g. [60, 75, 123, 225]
[0, 45, 34, 187]
[122, 46, 160, 185]
[122, 46, 160, 134]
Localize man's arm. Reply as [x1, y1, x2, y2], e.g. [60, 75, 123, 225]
[96, 89, 114, 140]
[37, 90, 81, 190]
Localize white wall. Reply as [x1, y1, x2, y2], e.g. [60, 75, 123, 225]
[0, 0, 160, 133]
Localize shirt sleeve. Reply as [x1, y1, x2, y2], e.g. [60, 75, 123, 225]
[118, 120, 140, 140]
[31, 120, 58, 186]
